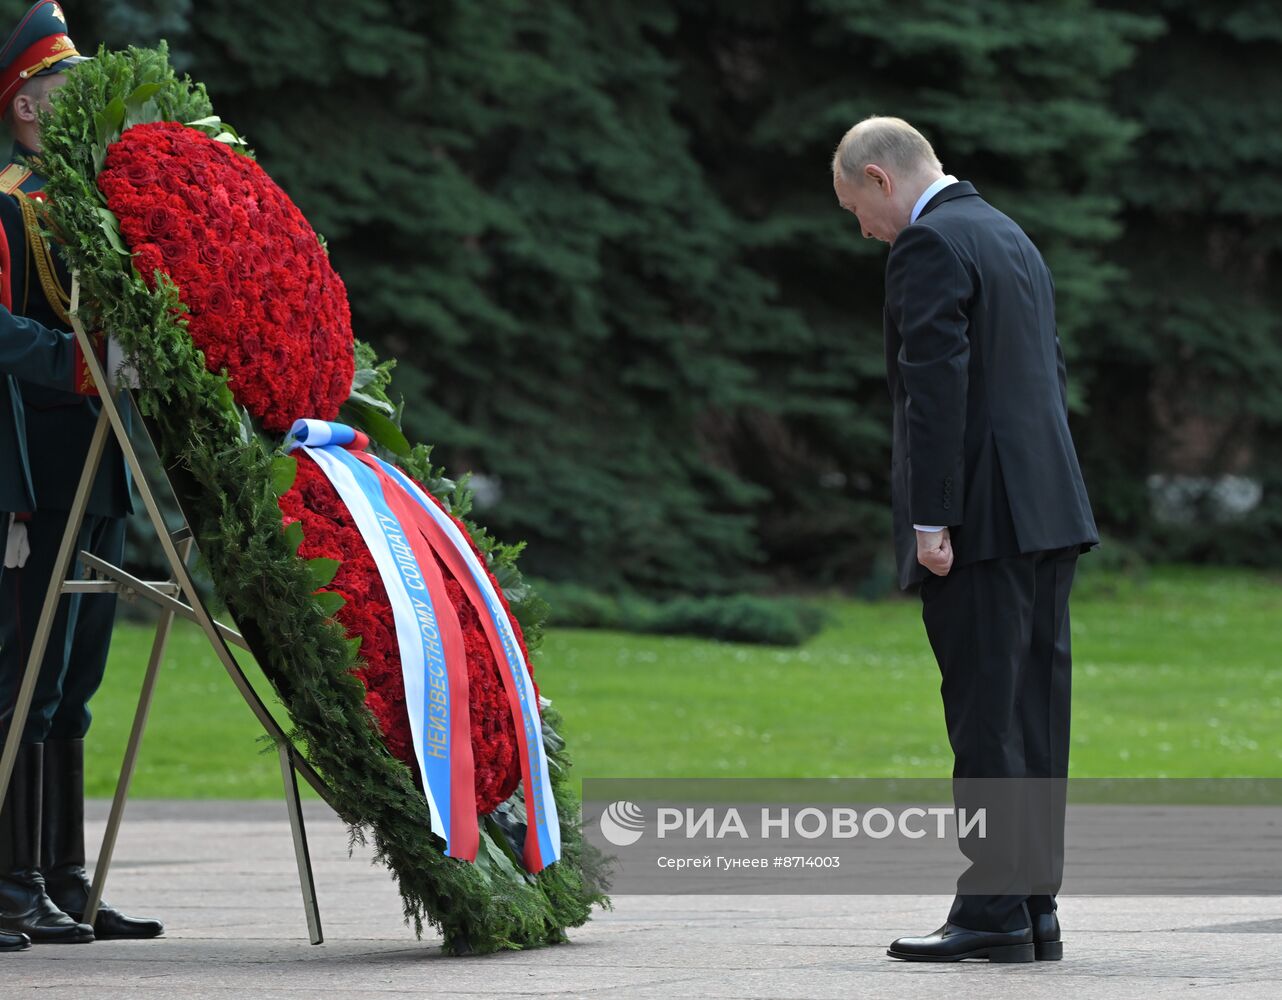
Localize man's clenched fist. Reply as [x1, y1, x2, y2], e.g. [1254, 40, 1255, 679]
[916, 527, 954, 577]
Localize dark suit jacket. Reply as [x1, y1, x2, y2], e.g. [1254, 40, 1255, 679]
[883, 181, 1098, 589]
[0, 307, 79, 513]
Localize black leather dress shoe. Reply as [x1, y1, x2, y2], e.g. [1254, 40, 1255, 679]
[1032, 910, 1062, 961]
[887, 922, 1035, 962]
[0, 928, 30, 951]
[51, 889, 164, 941]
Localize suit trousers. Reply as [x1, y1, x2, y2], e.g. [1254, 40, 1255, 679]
[919, 546, 1078, 932]
[0, 510, 125, 743]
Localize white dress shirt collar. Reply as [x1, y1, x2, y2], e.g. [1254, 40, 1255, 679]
[910, 174, 959, 224]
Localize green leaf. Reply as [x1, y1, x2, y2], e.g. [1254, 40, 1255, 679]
[185, 116, 249, 150]
[94, 207, 131, 257]
[351, 367, 379, 391]
[270, 454, 298, 495]
[125, 82, 163, 107]
[483, 815, 533, 881]
[347, 388, 395, 416]
[313, 590, 347, 617]
[282, 520, 304, 555]
[94, 96, 126, 148]
[541, 726, 566, 754]
[237, 407, 254, 445]
[341, 399, 411, 457]
[123, 83, 162, 129]
[473, 827, 534, 887]
[306, 557, 341, 590]
[343, 635, 363, 660]
[124, 97, 162, 131]
[492, 562, 524, 590]
[363, 407, 412, 456]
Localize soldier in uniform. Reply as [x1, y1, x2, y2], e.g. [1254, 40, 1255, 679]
[0, 311, 100, 955]
[0, 175, 98, 953]
[0, 1, 161, 945]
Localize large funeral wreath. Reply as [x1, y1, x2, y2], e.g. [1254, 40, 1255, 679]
[37, 44, 607, 953]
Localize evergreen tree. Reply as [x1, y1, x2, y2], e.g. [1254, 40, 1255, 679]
[1101, 0, 1282, 563]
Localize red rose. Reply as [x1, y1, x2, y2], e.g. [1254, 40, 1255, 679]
[197, 241, 225, 270]
[204, 282, 236, 320]
[157, 238, 194, 269]
[240, 244, 267, 278]
[154, 171, 183, 195]
[124, 160, 157, 185]
[211, 217, 234, 245]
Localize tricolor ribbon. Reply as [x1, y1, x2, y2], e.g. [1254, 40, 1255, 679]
[286, 419, 560, 872]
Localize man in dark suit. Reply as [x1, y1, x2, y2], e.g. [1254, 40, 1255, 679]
[832, 116, 1098, 963]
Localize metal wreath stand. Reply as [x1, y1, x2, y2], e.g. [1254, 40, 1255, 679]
[0, 276, 332, 944]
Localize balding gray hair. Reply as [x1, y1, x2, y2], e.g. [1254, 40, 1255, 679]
[832, 116, 942, 182]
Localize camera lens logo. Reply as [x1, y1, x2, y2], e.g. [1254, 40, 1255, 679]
[600, 800, 646, 847]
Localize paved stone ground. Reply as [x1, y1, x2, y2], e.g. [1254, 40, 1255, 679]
[2, 800, 1279, 999]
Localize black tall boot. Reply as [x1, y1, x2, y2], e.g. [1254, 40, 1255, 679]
[0, 927, 29, 951]
[42, 739, 163, 940]
[0, 742, 93, 943]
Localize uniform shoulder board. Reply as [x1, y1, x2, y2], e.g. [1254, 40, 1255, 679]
[0, 163, 31, 195]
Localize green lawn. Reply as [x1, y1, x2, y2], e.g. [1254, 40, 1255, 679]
[80, 565, 1282, 798]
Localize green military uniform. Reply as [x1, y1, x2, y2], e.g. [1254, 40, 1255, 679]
[0, 167, 88, 959]
[0, 0, 160, 947]
[0, 144, 132, 745]
[0, 300, 83, 511]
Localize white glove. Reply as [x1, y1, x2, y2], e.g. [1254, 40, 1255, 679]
[4, 514, 30, 570]
[106, 336, 139, 391]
